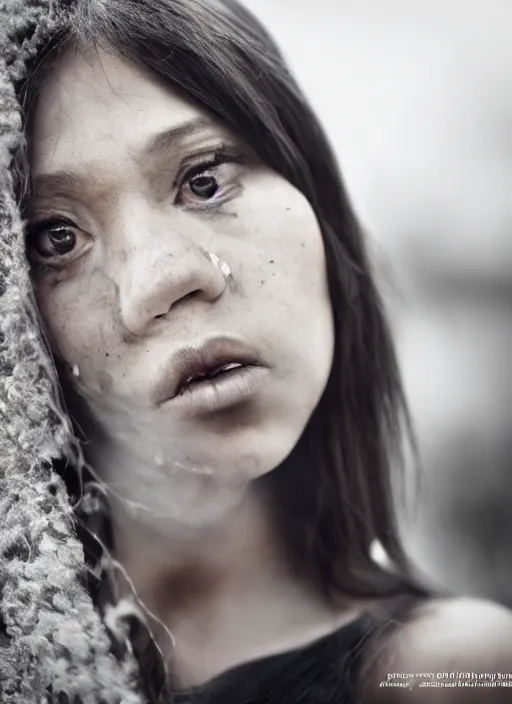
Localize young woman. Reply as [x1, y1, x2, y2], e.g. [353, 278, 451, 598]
[1, 0, 511, 702]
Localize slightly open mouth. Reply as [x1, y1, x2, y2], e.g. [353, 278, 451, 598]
[177, 362, 247, 396]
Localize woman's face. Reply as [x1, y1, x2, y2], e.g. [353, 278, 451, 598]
[28, 46, 334, 483]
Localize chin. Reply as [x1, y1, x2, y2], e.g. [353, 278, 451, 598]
[183, 417, 305, 485]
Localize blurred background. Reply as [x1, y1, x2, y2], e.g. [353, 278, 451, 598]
[243, 0, 512, 606]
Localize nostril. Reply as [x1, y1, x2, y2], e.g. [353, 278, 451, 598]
[184, 289, 201, 300]
[155, 290, 200, 320]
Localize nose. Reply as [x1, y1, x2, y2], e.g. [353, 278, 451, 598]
[117, 238, 228, 337]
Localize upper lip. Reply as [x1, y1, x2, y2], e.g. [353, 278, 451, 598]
[153, 335, 265, 405]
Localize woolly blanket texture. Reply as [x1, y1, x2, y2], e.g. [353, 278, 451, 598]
[0, 1, 146, 701]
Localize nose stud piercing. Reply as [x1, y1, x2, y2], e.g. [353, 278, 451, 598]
[208, 251, 232, 280]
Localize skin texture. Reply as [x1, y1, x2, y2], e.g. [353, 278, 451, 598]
[27, 45, 334, 507]
[26, 45, 512, 697]
[27, 45, 349, 685]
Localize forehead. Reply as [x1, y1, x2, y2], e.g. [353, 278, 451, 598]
[29, 46, 207, 178]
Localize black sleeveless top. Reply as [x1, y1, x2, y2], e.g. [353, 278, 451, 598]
[172, 594, 423, 704]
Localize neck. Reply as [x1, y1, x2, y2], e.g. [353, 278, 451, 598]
[105, 467, 354, 687]
[112, 482, 290, 602]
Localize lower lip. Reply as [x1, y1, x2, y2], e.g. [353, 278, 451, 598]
[161, 365, 270, 416]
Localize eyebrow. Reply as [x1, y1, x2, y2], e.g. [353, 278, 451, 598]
[142, 116, 212, 159]
[32, 116, 213, 196]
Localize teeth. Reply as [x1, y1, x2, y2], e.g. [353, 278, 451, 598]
[182, 362, 244, 390]
[185, 372, 207, 385]
[214, 362, 243, 375]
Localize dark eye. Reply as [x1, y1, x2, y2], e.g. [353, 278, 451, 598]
[178, 154, 243, 207]
[188, 172, 219, 199]
[26, 219, 79, 261]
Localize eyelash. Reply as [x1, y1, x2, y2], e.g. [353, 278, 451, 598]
[177, 148, 242, 189]
[25, 148, 244, 268]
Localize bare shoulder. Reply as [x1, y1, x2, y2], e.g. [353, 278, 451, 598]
[363, 596, 512, 703]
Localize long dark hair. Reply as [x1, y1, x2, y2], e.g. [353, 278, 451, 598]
[14, 0, 430, 700]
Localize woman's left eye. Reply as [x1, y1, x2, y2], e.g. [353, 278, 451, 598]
[177, 157, 241, 206]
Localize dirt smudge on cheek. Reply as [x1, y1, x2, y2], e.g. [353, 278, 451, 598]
[97, 368, 115, 394]
[54, 267, 121, 397]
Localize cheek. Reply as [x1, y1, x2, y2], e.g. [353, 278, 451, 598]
[33, 271, 117, 386]
[241, 183, 330, 307]
[239, 181, 334, 387]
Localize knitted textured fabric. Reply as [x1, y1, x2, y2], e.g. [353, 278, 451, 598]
[0, 1, 145, 701]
